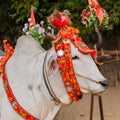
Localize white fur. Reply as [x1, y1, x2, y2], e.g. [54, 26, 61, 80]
[0, 35, 107, 120]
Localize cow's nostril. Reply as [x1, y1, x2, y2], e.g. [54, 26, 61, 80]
[99, 80, 109, 88]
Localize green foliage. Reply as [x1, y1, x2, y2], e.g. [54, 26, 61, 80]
[29, 28, 44, 44]
[0, 0, 120, 48]
[98, 0, 120, 30]
[10, 0, 39, 23]
[0, 0, 21, 48]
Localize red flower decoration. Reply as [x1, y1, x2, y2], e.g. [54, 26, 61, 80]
[86, 13, 91, 18]
[53, 19, 67, 28]
[47, 9, 72, 29]
[81, 9, 86, 14]
[54, 41, 82, 102]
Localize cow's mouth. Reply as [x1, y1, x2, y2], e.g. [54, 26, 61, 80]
[80, 86, 107, 96]
[94, 90, 106, 96]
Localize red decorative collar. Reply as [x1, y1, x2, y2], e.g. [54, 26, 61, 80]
[0, 40, 39, 120]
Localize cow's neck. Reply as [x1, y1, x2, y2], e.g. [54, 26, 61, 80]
[6, 51, 62, 120]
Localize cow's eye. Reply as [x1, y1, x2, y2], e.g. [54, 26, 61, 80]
[72, 55, 79, 60]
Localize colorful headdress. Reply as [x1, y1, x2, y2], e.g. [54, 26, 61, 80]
[47, 9, 96, 59]
[81, 0, 109, 28]
[47, 9, 72, 28]
[22, 5, 45, 44]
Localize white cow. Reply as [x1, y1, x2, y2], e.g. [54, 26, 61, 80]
[0, 35, 108, 120]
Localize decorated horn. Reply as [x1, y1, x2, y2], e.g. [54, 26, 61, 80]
[44, 32, 57, 40]
[94, 23, 103, 50]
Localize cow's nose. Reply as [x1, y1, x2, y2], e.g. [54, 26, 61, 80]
[99, 80, 109, 88]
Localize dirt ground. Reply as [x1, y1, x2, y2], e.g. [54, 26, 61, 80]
[55, 85, 120, 120]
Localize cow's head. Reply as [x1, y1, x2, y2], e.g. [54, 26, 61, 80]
[46, 40, 108, 104]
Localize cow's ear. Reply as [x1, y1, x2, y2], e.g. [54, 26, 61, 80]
[45, 49, 58, 78]
[47, 58, 58, 77]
